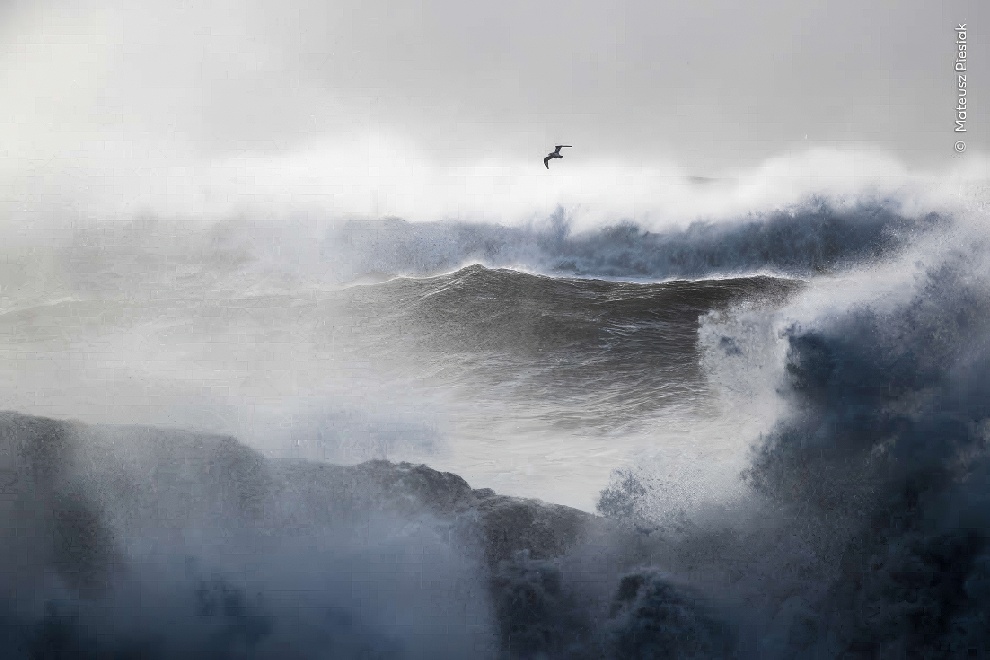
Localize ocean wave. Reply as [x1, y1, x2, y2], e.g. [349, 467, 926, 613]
[326, 198, 943, 283]
[341, 265, 802, 434]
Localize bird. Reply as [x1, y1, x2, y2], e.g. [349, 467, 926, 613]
[543, 145, 571, 169]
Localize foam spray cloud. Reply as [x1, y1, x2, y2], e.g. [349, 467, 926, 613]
[580, 199, 990, 657]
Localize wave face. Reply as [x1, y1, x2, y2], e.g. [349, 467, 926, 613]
[342, 265, 801, 433]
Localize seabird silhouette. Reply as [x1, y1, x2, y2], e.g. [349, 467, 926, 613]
[544, 145, 571, 169]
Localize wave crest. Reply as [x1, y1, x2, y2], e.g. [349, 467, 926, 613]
[328, 199, 943, 283]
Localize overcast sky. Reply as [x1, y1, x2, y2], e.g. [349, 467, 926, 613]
[1, 0, 987, 221]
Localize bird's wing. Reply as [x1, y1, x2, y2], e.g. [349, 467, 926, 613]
[555, 145, 572, 150]
[544, 156, 550, 168]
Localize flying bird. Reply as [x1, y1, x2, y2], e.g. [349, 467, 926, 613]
[544, 145, 572, 169]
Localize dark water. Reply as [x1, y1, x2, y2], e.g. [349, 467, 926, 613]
[342, 265, 801, 433]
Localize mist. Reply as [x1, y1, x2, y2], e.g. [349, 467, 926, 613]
[2, 0, 987, 227]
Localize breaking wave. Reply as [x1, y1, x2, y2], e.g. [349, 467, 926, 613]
[327, 198, 942, 282]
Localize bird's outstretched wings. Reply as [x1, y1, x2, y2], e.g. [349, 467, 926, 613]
[554, 145, 572, 152]
[544, 156, 551, 169]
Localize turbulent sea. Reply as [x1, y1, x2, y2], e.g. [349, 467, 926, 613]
[3, 183, 990, 657]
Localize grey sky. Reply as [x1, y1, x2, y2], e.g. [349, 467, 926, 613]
[1, 0, 987, 218]
[246, 0, 986, 170]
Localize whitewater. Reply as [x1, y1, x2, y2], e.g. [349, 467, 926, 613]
[2, 148, 990, 657]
